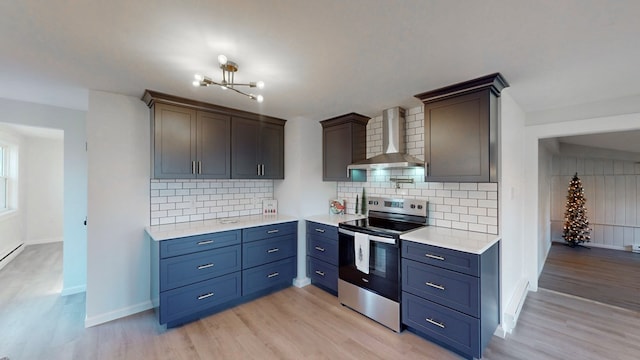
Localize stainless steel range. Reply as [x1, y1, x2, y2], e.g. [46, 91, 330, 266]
[338, 197, 428, 332]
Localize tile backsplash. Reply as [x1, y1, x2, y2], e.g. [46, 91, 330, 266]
[150, 179, 273, 225]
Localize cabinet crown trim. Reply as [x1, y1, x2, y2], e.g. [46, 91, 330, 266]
[320, 113, 370, 127]
[414, 73, 509, 104]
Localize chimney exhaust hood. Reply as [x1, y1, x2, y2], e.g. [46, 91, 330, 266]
[347, 107, 424, 171]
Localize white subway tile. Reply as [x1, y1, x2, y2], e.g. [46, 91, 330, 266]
[190, 214, 204, 221]
[487, 225, 498, 234]
[460, 183, 478, 191]
[151, 182, 168, 190]
[175, 189, 189, 196]
[478, 199, 498, 208]
[452, 206, 468, 214]
[487, 208, 498, 217]
[436, 219, 452, 228]
[151, 197, 167, 204]
[167, 182, 183, 189]
[167, 209, 182, 217]
[159, 203, 176, 211]
[478, 216, 498, 226]
[151, 218, 159, 226]
[468, 191, 487, 199]
[444, 183, 460, 190]
[175, 215, 190, 223]
[151, 210, 167, 219]
[460, 198, 478, 207]
[436, 190, 451, 198]
[159, 189, 175, 197]
[487, 192, 498, 200]
[460, 214, 478, 223]
[469, 207, 487, 216]
[451, 222, 469, 231]
[451, 190, 468, 199]
[444, 213, 459, 221]
[444, 198, 459, 206]
[468, 223, 487, 233]
[150, 190, 159, 197]
[167, 196, 183, 203]
[478, 183, 497, 191]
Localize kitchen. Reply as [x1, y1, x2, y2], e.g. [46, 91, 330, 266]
[1, 1, 640, 359]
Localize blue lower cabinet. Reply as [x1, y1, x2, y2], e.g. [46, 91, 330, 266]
[242, 257, 296, 296]
[160, 245, 241, 291]
[242, 235, 296, 269]
[307, 256, 338, 293]
[160, 272, 241, 325]
[403, 292, 479, 358]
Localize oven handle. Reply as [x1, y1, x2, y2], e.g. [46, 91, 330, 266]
[338, 228, 396, 245]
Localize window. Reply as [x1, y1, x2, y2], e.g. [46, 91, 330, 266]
[0, 145, 6, 211]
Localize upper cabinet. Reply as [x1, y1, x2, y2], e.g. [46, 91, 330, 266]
[320, 113, 370, 182]
[231, 117, 284, 179]
[415, 73, 508, 183]
[143, 90, 286, 180]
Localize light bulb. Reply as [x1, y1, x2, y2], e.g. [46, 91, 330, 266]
[218, 54, 227, 65]
[256, 81, 265, 89]
[192, 80, 201, 87]
[220, 85, 227, 90]
[256, 95, 264, 103]
[194, 74, 204, 81]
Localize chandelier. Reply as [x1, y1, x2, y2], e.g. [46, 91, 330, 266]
[193, 55, 265, 102]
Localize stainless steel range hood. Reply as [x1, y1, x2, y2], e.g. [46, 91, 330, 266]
[347, 107, 424, 170]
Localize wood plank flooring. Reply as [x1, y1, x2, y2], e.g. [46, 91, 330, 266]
[2, 243, 639, 359]
[538, 242, 640, 312]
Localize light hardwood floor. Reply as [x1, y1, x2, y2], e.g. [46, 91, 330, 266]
[538, 242, 640, 312]
[1, 243, 639, 360]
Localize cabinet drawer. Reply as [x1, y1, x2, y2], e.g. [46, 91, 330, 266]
[243, 235, 296, 268]
[160, 230, 241, 258]
[160, 272, 241, 325]
[307, 256, 338, 293]
[307, 233, 338, 265]
[306, 221, 338, 238]
[402, 292, 479, 359]
[402, 259, 479, 317]
[242, 257, 296, 296]
[402, 241, 479, 276]
[243, 222, 297, 243]
[160, 245, 241, 291]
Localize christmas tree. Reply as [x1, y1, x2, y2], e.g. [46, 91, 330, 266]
[562, 173, 591, 247]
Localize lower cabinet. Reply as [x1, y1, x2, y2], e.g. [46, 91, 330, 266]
[151, 221, 297, 327]
[401, 241, 499, 360]
[306, 221, 339, 294]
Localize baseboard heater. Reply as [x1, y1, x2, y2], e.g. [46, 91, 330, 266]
[0, 243, 24, 268]
[503, 279, 529, 334]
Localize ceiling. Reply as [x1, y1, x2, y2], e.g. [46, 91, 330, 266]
[1, 1, 640, 124]
[557, 130, 640, 154]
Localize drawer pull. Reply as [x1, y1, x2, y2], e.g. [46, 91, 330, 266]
[267, 272, 280, 278]
[314, 246, 326, 252]
[197, 240, 214, 246]
[315, 228, 325, 233]
[267, 229, 280, 234]
[315, 270, 325, 276]
[197, 263, 214, 270]
[362, 278, 369, 283]
[426, 318, 445, 329]
[267, 248, 280, 253]
[425, 253, 445, 261]
[197, 292, 214, 300]
[426, 282, 445, 291]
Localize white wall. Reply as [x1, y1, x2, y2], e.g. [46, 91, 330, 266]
[24, 136, 64, 244]
[497, 90, 527, 332]
[274, 117, 336, 285]
[524, 111, 640, 290]
[537, 140, 554, 272]
[0, 98, 86, 295]
[85, 90, 150, 327]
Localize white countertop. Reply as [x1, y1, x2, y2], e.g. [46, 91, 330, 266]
[305, 213, 365, 227]
[400, 227, 501, 254]
[146, 214, 298, 241]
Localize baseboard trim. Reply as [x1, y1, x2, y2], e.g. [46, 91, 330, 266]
[493, 325, 507, 339]
[27, 236, 63, 245]
[0, 243, 24, 271]
[61, 284, 86, 296]
[293, 277, 311, 288]
[502, 278, 529, 334]
[84, 300, 153, 328]
[551, 239, 625, 251]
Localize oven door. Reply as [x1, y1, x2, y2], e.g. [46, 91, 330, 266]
[338, 228, 400, 302]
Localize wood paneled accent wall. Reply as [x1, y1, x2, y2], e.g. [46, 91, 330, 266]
[550, 154, 640, 250]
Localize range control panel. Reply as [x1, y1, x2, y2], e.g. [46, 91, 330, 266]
[367, 197, 428, 217]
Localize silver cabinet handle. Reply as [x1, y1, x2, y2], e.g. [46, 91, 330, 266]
[257, 164, 261, 176]
[267, 272, 279, 278]
[315, 270, 325, 276]
[197, 263, 214, 270]
[267, 248, 279, 253]
[197, 240, 214, 245]
[261, 164, 265, 176]
[426, 282, 445, 290]
[426, 318, 445, 329]
[198, 292, 214, 300]
[267, 229, 279, 234]
[192, 161, 196, 174]
[314, 246, 325, 252]
[425, 253, 445, 261]
[198, 161, 202, 174]
[362, 278, 369, 283]
[315, 228, 325, 233]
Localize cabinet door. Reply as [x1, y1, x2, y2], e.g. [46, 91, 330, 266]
[323, 123, 353, 181]
[424, 90, 490, 182]
[153, 103, 197, 179]
[197, 111, 231, 178]
[231, 117, 261, 178]
[260, 122, 284, 179]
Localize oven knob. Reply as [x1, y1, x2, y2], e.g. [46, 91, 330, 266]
[417, 205, 423, 209]
[410, 204, 416, 209]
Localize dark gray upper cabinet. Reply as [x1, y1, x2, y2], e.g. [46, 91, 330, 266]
[231, 117, 285, 179]
[149, 103, 230, 179]
[320, 113, 369, 182]
[143, 90, 286, 180]
[415, 73, 508, 183]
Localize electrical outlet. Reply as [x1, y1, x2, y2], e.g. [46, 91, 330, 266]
[632, 244, 640, 253]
